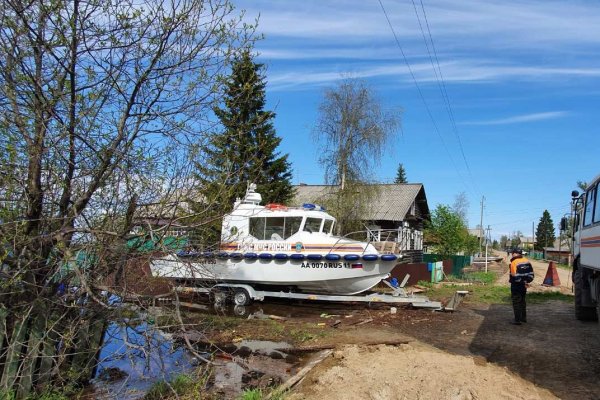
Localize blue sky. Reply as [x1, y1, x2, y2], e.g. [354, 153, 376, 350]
[234, 0, 600, 240]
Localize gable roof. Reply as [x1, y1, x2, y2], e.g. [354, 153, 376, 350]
[294, 183, 430, 222]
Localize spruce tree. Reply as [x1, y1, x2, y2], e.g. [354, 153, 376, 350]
[535, 210, 556, 250]
[394, 163, 407, 184]
[197, 48, 294, 211]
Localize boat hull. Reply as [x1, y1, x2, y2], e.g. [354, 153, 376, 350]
[150, 255, 397, 295]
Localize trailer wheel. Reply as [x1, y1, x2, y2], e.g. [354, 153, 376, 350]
[233, 305, 249, 317]
[210, 288, 227, 306]
[574, 262, 598, 321]
[233, 288, 252, 306]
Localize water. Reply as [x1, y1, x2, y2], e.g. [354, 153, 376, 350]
[90, 321, 195, 399]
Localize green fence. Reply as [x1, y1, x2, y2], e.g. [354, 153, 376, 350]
[423, 254, 472, 277]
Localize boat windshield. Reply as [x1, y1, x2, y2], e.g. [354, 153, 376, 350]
[249, 216, 302, 240]
[323, 219, 334, 234]
[304, 217, 323, 233]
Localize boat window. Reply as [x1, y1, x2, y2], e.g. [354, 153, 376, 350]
[265, 217, 285, 240]
[323, 219, 333, 234]
[304, 217, 322, 233]
[250, 217, 302, 240]
[284, 217, 302, 239]
[249, 217, 266, 239]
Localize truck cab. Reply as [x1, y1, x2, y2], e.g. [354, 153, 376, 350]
[569, 174, 600, 320]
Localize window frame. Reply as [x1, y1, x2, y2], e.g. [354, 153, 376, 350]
[584, 184, 597, 227]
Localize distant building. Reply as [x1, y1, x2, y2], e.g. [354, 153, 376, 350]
[294, 184, 430, 262]
[543, 238, 571, 264]
[519, 236, 535, 250]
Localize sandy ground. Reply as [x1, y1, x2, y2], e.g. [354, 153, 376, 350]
[286, 255, 600, 400]
[289, 343, 557, 400]
[494, 251, 572, 295]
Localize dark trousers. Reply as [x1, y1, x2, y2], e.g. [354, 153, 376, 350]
[511, 287, 527, 322]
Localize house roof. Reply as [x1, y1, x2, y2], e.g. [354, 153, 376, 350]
[543, 238, 570, 252]
[468, 228, 484, 238]
[294, 183, 429, 222]
[519, 236, 535, 244]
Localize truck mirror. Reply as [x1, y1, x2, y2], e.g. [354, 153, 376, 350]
[560, 217, 568, 231]
[571, 190, 580, 198]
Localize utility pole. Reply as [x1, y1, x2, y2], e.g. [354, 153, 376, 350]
[485, 225, 491, 273]
[479, 196, 485, 256]
[532, 221, 535, 254]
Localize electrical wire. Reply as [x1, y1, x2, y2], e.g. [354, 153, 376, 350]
[413, 0, 478, 193]
[377, 0, 474, 196]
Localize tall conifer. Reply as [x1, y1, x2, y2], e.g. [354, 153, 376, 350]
[535, 210, 556, 250]
[198, 48, 294, 211]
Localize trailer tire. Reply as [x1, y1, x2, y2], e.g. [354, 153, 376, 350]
[574, 262, 598, 321]
[210, 288, 227, 306]
[233, 288, 252, 306]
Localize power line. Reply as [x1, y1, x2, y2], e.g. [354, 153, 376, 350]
[414, 0, 478, 193]
[377, 0, 474, 195]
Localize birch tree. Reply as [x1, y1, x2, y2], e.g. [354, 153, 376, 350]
[313, 78, 400, 234]
[0, 0, 254, 395]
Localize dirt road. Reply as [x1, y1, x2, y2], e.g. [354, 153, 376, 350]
[495, 251, 572, 295]
[288, 258, 600, 400]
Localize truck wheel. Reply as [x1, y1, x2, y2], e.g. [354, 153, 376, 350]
[574, 264, 598, 321]
[233, 288, 252, 306]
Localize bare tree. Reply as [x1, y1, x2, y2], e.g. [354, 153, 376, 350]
[0, 0, 255, 395]
[313, 78, 400, 234]
[452, 192, 469, 226]
[314, 78, 401, 190]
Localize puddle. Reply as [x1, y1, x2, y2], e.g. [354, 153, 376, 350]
[88, 321, 195, 399]
[86, 313, 305, 399]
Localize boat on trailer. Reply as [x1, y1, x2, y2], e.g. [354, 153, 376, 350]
[150, 184, 401, 295]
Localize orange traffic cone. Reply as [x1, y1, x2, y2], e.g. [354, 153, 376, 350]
[542, 261, 561, 286]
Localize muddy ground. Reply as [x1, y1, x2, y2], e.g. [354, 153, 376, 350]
[279, 256, 600, 400]
[94, 255, 600, 399]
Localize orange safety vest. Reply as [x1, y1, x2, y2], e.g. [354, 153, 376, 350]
[509, 256, 534, 284]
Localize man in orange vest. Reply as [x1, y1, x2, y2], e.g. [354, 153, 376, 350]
[509, 248, 534, 325]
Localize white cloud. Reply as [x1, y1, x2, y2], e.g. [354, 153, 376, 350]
[265, 59, 600, 91]
[459, 111, 570, 126]
[239, 0, 600, 50]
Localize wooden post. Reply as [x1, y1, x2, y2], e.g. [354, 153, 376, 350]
[0, 317, 27, 392]
[17, 313, 46, 398]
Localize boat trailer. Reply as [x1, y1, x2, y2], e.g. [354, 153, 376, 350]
[175, 275, 468, 312]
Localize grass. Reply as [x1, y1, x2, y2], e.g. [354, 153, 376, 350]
[144, 374, 198, 400]
[421, 271, 574, 306]
[238, 388, 287, 400]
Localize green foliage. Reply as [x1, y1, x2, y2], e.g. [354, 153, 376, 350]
[28, 391, 70, 400]
[394, 163, 407, 184]
[239, 388, 264, 400]
[499, 235, 509, 250]
[425, 205, 477, 258]
[145, 374, 195, 400]
[197, 48, 294, 214]
[535, 210, 556, 250]
[463, 271, 497, 285]
[527, 292, 573, 303]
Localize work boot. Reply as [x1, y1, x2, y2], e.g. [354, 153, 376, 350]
[510, 321, 522, 325]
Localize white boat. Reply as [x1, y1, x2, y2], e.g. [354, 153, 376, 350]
[150, 184, 401, 295]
